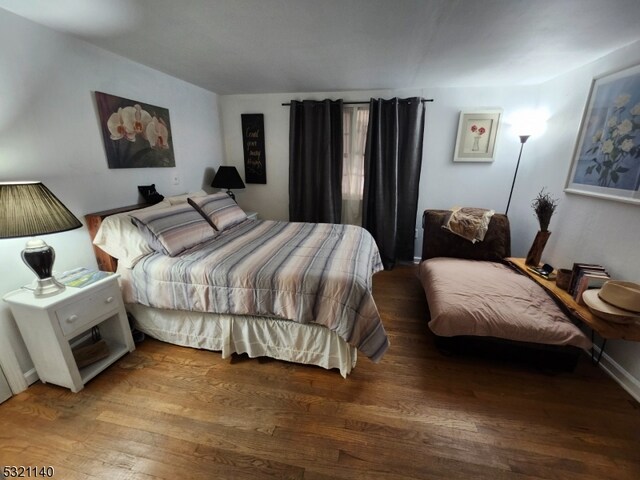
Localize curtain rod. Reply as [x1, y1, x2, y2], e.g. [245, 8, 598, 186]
[281, 98, 434, 106]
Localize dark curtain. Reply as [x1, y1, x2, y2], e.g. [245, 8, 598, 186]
[363, 97, 426, 269]
[289, 99, 344, 223]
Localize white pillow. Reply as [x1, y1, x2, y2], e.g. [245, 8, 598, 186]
[92, 201, 170, 268]
[166, 190, 208, 205]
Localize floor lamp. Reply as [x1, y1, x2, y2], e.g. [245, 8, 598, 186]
[505, 135, 530, 216]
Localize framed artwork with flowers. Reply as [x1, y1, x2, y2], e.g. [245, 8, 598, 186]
[565, 64, 640, 204]
[453, 109, 502, 162]
[95, 91, 176, 168]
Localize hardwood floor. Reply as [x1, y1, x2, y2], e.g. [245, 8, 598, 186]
[1, 265, 639, 479]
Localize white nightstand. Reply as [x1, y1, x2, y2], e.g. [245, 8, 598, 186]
[246, 211, 258, 220]
[3, 274, 135, 392]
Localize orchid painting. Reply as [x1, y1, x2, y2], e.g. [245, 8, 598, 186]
[95, 92, 175, 168]
[566, 64, 640, 204]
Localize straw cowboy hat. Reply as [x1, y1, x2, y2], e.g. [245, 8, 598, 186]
[583, 280, 640, 323]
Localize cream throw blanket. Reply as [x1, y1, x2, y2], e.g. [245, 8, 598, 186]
[442, 207, 495, 243]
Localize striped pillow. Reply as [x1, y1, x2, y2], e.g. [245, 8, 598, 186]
[188, 193, 247, 231]
[129, 204, 216, 256]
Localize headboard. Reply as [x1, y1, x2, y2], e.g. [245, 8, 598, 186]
[85, 203, 150, 272]
[421, 209, 511, 262]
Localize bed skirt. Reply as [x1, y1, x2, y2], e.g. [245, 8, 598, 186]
[126, 304, 358, 377]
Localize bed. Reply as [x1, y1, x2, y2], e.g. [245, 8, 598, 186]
[418, 209, 591, 369]
[88, 193, 389, 377]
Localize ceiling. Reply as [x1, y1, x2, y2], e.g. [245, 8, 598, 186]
[2, 0, 640, 95]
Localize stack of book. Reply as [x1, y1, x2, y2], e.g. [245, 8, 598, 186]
[58, 267, 112, 288]
[569, 263, 610, 305]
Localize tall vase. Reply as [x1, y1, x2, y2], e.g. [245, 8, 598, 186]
[525, 230, 551, 266]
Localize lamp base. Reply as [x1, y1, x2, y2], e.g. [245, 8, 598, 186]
[226, 189, 236, 202]
[21, 238, 66, 298]
[32, 277, 66, 298]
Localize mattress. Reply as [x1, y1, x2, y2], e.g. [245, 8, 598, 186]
[92, 198, 388, 374]
[119, 219, 388, 362]
[419, 257, 592, 349]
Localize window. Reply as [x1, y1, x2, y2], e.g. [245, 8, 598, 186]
[342, 105, 369, 225]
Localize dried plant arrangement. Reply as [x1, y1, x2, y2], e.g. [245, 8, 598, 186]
[531, 188, 558, 232]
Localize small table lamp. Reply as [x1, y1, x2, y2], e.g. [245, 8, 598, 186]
[211, 166, 245, 202]
[0, 182, 82, 297]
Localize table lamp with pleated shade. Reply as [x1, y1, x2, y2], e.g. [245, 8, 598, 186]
[0, 182, 82, 297]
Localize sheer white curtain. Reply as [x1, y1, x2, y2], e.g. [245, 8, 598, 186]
[342, 106, 369, 225]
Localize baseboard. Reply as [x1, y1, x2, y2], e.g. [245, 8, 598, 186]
[24, 367, 38, 386]
[595, 345, 640, 403]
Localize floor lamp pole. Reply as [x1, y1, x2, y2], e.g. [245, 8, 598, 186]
[505, 135, 530, 216]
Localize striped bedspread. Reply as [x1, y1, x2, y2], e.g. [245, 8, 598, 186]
[122, 220, 389, 362]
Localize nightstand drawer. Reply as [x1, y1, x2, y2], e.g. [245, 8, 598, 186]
[56, 284, 121, 336]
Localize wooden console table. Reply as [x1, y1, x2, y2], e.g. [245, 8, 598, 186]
[507, 257, 640, 364]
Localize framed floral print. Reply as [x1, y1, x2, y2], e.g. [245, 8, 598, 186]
[95, 91, 176, 169]
[565, 64, 640, 204]
[453, 109, 502, 162]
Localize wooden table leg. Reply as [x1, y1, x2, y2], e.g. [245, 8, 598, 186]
[591, 330, 607, 365]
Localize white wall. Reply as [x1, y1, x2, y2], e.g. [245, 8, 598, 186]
[0, 9, 225, 390]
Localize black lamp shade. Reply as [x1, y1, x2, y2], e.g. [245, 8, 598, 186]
[0, 182, 82, 238]
[211, 166, 245, 190]
[211, 166, 245, 202]
[0, 182, 82, 297]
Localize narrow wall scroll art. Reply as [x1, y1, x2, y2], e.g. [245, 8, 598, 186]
[241, 113, 267, 184]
